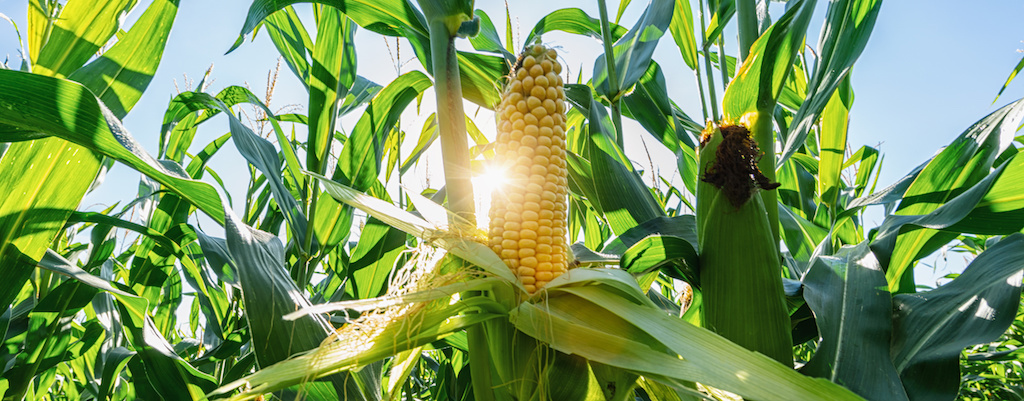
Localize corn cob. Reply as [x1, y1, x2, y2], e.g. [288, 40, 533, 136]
[488, 44, 569, 294]
[697, 121, 793, 367]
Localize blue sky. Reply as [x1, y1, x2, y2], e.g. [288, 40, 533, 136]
[1, 0, 1023, 286]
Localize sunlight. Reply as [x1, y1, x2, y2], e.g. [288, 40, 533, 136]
[472, 165, 510, 227]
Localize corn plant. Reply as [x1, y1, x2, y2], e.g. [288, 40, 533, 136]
[2, 0, 1024, 400]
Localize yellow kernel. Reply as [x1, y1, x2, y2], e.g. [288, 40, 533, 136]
[517, 146, 534, 158]
[531, 86, 547, 99]
[522, 221, 539, 232]
[519, 239, 538, 249]
[516, 68, 528, 80]
[533, 155, 550, 166]
[516, 100, 530, 114]
[537, 244, 553, 254]
[540, 59, 553, 73]
[538, 236, 553, 245]
[512, 117, 526, 131]
[535, 146, 551, 157]
[501, 249, 518, 259]
[510, 130, 524, 141]
[540, 116, 555, 128]
[521, 135, 538, 147]
[546, 48, 557, 59]
[504, 221, 520, 231]
[520, 229, 538, 240]
[519, 248, 535, 258]
[538, 262, 553, 272]
[556, 100, 565, 114]
[543, 99, 557, 115]
[504, 211, 521, 223]
[524, 125, 539, 137]
[537, 253, 552, 262]
[522, 210, 540, 221]
[526, 182, 543, 194]
[547, 86, 559, 100]
[541, 191, 556, 202]
[527, 96, 542, 110]
[551, 253, 565, 263]
[521, 256, 538, 268]
[531, 107, 548, 120]
[540, 210, 554, 220]
[539, 127, 554, 138]
[501, 238, 518, 249]
[503, 230, 520, 240]
[530, 65, 544, 78]
[525, 192, 542, 203]
[522, 76, 534, 92]
[538, 226, 553, 236]
[523, 55, 536, 69]
[535, 75, 549, 88]
[524, 284, 537, 293]
[536, 271, 554, 281]
[518, 266, 536, 277]
[553, 60, 563, 74]
[530, 165, 547, 175]
[524, 113, 539, 127]
[538, 136, 552, 147]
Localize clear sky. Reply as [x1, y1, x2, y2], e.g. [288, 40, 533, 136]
[1, 0, 1023, 286]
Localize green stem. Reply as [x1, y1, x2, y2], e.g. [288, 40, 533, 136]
[426, 17, 492, 401]
[736, 0, 758, 63]
[597, 0, 624, 147]
[698, 0, 719, 120]
[694, 69, 710, 123]
[751, 112, 781, 251]
[716, 34, 730, 87]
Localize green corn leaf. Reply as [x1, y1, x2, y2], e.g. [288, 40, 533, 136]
[524, 8, 627, 46]
[878, 98, 1024, 292]
[668, 0, 698, 70]
[592, 0, 674, 100]
[800, 241, 907, 400]
[31, 0, 134, 77]
[818, 76, 853, 208]
[891, 233, 1024, 400]
[308, 7, 357, 175]
[779, 0, 883, 168]
[262, 6, 315, 88]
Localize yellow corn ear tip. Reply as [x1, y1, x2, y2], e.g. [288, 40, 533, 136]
[699, 122, 779, 208]
[491, 44, 569, 294]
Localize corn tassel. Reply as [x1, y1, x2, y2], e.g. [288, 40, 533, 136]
[697, 121, 793, 367]
[488, 44, 570, 294]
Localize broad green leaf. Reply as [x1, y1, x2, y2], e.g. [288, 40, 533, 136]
[67, 0, 180, 119]
[338, 70, 431, 192]
[779, 0, 883, 167]
[583, 88, 665, 234]
[722, 0, 815, 118]
[234, 0, 429, 56]
[871, 150, 1024, 291]
[602, 215, 698, 257]
[170, 89, 310, 248]
[891, 233, 1024, 400]
[511, 278, 864, 401]
[35, 250, 217, 400]
[263, 6, 315, 88]
[994, 53, 1024, 103]
[216, 209, 370, 399]
[308, 7, 357, 175]
[470, 10, 514, 62]
[817, 77, 853, 208]
[348, 213, 406, 299]
[524, 8, 627, 46]
[667, 0, 697, 70]
[0, 71, 222, 310]
[592, 0, 674, 100]
[31, 0, 133, 77]
[620, 235, 698, 284]
[620, 61, 700, 194]
[703, 0, 735, 47]
[778, 203, 828, 262]
[800, 242, 907, 400]
[881, 98, 1024, 291]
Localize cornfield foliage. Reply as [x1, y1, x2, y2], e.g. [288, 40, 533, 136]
[1, 0, 1024, 400]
